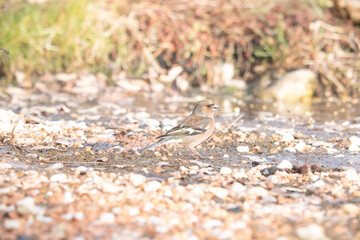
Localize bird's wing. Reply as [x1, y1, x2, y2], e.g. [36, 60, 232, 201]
[156, 126, 206, 139]
[179, 115, 210, 129]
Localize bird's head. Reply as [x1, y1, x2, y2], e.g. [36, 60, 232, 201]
[193, 100, 220, 117]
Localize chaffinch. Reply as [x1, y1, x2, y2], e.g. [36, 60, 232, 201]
[139, 100, 220, 158]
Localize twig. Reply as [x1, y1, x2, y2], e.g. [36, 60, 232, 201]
[222, 113, 244, 133]
[0, 48, 10, 65]
[319, 62, 347, 94]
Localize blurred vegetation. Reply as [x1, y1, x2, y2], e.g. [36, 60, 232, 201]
[0, 0, 359, 98]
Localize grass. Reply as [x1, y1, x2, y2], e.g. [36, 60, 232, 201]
[0, 0, 134, 81]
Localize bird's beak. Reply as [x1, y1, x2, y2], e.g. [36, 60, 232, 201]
[212, 104, 220, 111]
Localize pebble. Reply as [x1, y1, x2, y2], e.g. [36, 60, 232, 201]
[230, 182, 246, 194]
[348, 143, 360, 152]
[220, 167, 232, 175]
[281, 133, 294, 142]
[46, 163, 64, 170]
[326, 148, 339, 154]
[313, 180, 326, 188]
[202, 219, 223, 229]
[236, 145, 249, 153]
[209, 187, 229, 199]
[4, 219, 20, 229]
[295, 141, 307, 152]
[223, 154, 230, 158]
[232, 168, 248, 179]
[296, 224, 328, 240]
[129, 174, 146, 187]
[341, 203, 359, 215]
[266, 175, 279, 184]
[50, 173, 67, 182]
[17, 197, 42, 215]
[247, 186, 268, 197]
[99, 212, 116, 225]
[345, 169, 360, 181]
[144, 181, 162, 193]
[349, 136, 360, 145]
[277, 160, 293, 170]
[0, 162, 13, 169]
[102, 183, 118, 194]
[63, 191, 75, 204]
[285, 146, 296, 153]
[261, 166, 277, 177]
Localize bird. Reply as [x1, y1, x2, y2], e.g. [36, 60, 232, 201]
[139, 100, 220, 158]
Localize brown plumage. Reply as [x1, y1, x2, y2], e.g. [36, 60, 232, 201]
[139, 100, 220, 158]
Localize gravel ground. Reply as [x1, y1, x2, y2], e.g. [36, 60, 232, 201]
[0, 88, 360, 239]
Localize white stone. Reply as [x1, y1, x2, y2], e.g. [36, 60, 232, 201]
[326, 148, 339, 154]
[4, 219, 20, 229]
[232, 168, 248, 179]
[313, 180, 326, 188]
[209, 187, 229, 199]
[295, 142, 307, 152]
[17, 197, 42, 215]
[348, 143, 360, 152]
[277, 160, 293, 170]
[296, 224, 328, 240]
[102, 183, 118, 194]
[230, 182, 246, 194]
[63, 192, 75, 204]
[129, 174, 146, 187]
[266, 175, 279, 184]
[236, 145, 249, 153]
[99, 212, 115, 225]
[46, 163, 64, 170]
[223, 154, 230, 158]
[281, 133, 294, 142]
[247, 187, 268, 197]
[50, 173, 67, 182]
[349, 136, 360, 145]
[145, 181, 162, 193]
[345, 169, 360, 181]
[220, 167, 232, 175]
[202, 219, 224, 229]
[285, 146, 296, 153]
[0, 162, 13, 169]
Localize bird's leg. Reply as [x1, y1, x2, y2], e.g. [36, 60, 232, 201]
[188, 146, 205, 159]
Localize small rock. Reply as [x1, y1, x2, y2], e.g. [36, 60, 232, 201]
[247, 186, 268, 197]
[277, 160, 293, 170]
[296, 224, 328, 240]
[285, 146, 296, 153]
[345, 169, 360, 181]
[232, 168, 248, 179]
[46, 163, 64, 170]
[50, 173, 67, 182]
[17, 197, 41, 215]
[281, 133, 294, 142]
[223, 154, 230, 158]
[348, 143, 360, 152]
[349, 136, 360, 145]
[220, 167, 232, 175]
[202, 219, 224, 229]
[0, 162, 13, 169]
[102, 183, 118, 194]
[230, 182, 246, 194]
[295, 142, 307, 152]
[313, 180, 326, 188]
[209, 187, 229, 199]
[144, 181, 162, 193]
[4, 219, 20, 229]
[266, 175, 279, 184]
[236, 145, 249, 153]
[261, 166, 277, 177]
[99, 212, 115, 225]
[341, 203, 360, 215]
[129, 174, 146, 187]
[326, 148, 339, 154]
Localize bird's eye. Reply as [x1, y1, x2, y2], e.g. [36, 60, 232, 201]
[207, 104, 213, 107]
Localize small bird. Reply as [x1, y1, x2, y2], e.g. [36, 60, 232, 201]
[139, 100, 220, 158]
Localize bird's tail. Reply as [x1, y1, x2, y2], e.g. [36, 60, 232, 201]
[138, 139, 167, 153]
